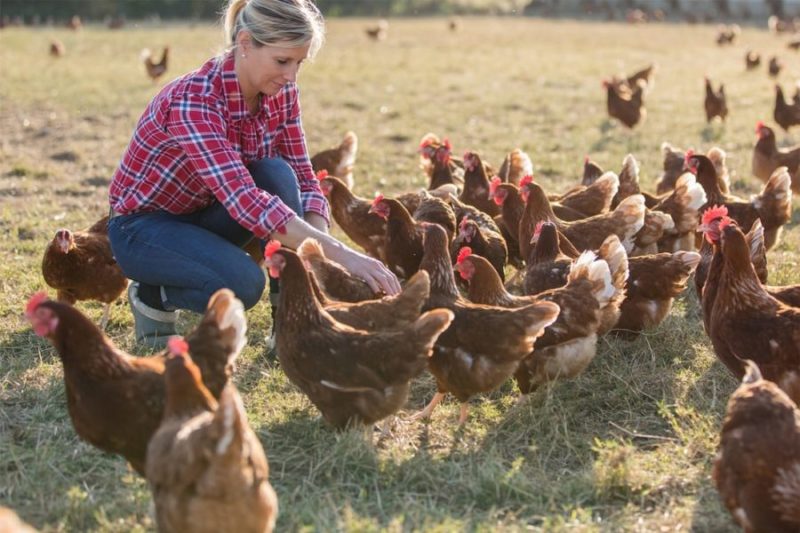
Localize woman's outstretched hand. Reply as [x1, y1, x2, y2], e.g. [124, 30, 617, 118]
[276, 216, 401, 295]
[327, 245, 401, 296]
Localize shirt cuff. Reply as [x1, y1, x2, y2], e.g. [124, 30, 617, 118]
[257, 195, 298, 239]
[301, 190, 330, 227]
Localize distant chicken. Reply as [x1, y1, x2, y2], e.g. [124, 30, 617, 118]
[603, 78, 646, 128]
[369, 192, 456, 280]
[655, 142, 688, 194]
[613, 249, 700, 333]
[142, 46, 169, 82]
[688, 151, 792, 250]
[311, 131, 358, 190]
[24, 289, 246, 475]
[714, 361, 800, 533]
[715, 24, 740, 45]
[609, 154, 707, 253]
[497, 148, 533, 186]
[505, 178, 645, 254]
[460, 150, 500, 217]
[147, 344, 278, 533]
[297, 238, 377, 302]
[418, 133, 466, 185]
[774, 85, 800, 131]
[744, 50, 761, 70]
[421, 138, 462, 191]
[768, 56, 783, 78]
[523, 222, 575, 295]
[789, 38, 800, 51]
[620, 63, 657, 91]
[450, 218, 507, 282]
[264, 241, 454, 429]
[365, 19, 388, 41]
[707, 220, 800, 401]
[455, 248, 609, 395]
[704, 77, 728, 123]
[67, 15, 82, 30]
[415, 223, 560, 425]
[553, 171, 620, 218]
[49, 39, 65, 57]
[582, 156, 605, 186]
[41, 215, 127, 329]
[752, 122, 800, 192]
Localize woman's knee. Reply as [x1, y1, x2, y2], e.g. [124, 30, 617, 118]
[248, 157, 303, 215]
[218, 259, 266, 310]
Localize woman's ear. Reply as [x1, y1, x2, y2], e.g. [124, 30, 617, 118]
[236, 30, 253, 55]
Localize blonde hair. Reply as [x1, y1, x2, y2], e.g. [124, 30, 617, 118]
[223, 0, 325, 58]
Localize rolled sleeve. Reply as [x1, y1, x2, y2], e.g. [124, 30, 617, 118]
[166, 94, 296, 238]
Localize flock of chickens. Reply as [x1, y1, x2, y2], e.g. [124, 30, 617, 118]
[29, 112, 800, 529]
[15, 17, 800, 533]
[604, 23, 800, 130]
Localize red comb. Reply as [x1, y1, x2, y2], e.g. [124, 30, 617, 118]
[443, 138, 452, 151]
[372, 193, 384, 206]
[684, 149, 695, 166]
[534, 221, 545, 237]
[459, 217, 469, 230]
[25, 291, 49, 317]
[419, 137, 434, 150]
[315, 169, 328, 180]
[702, 205, 728, 225]
[519, 174, 534, 188]
[489, 176, 502, 194]
[456, 247, 472, 265]
[584, 155, 590, 164]
[264, 240, 281, 258]
[718, 216, 734, 232]
[755, 120, 764, 132]
[167, 336, 189, 355]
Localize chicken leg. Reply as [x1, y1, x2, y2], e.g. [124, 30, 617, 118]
[458, 403, 470, 426]
[99, 302, 111, 330]
[409, 392, 445, 421]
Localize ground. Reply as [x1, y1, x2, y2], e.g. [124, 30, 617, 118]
[1, 16, 799, 531]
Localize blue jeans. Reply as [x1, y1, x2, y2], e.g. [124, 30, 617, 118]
[108, 157, 304, 313]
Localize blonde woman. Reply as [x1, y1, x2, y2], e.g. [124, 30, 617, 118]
[108, 0, 400, 349]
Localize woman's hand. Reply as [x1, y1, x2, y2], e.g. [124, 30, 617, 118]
[274, 216, 401, 295]
[324, 244, 401, 296]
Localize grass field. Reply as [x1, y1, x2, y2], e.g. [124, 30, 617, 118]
[1, 16, 800, 531]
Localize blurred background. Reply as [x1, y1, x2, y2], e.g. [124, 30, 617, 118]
[2, 0, 800, 23]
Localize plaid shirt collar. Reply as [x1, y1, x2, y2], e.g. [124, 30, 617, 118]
[219, 52, 266, 122]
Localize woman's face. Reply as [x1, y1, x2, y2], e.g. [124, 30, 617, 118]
[238, 34, 310, 98]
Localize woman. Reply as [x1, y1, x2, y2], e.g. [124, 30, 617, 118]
[108, 0, 400, 349]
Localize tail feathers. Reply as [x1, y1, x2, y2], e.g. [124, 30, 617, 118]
[297, 238, 325, 261]
[208, 289, 247, 363]
[753, 167, 792, 230]
[213, 385, 245, 456]
[619, 154, 640, 187]
[501, 148, 533, 184]
[413, 308, 455, 353]
[596, 235, 629, 292]
[572, 251, 616, 307]
[746, 219, 766, 261]
[338, 131, 358, 168]
[674, 251, 702, 272]
[706, 147, 730, 192]
[592, 171, 620, 211]
[397, 271, 431, 310]
[673, 173, 707, 233]
[612, 194, 646, 249]
[518, 301, 561, 339]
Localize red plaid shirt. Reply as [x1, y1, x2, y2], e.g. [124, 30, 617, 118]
[109, 52, 328, 239]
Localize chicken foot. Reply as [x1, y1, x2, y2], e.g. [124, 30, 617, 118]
[409, 392, 445, 421]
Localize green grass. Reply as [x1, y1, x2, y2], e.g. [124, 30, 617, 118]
[1, 17, 799, 531]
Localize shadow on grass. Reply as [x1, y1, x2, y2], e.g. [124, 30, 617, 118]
[700, 123, 726, 143]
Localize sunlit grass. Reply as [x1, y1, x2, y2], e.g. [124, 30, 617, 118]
[1, 16, 799, 531]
